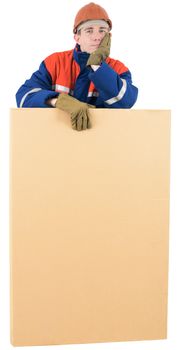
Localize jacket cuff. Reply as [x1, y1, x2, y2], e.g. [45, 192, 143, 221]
[21, 90, 59, 108]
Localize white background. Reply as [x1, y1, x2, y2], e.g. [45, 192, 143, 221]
[0, 0, 179, 349]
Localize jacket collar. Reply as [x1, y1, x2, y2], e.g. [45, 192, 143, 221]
[73, 44, 90, 69]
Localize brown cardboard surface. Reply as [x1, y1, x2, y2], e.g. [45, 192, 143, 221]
[10, 108, 170, 346]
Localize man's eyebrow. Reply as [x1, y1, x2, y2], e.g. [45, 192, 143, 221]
[84, 27, 94, 30]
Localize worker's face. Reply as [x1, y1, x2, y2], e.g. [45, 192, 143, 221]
[74, 25, 110, 53]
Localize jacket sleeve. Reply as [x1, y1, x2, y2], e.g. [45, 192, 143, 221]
[16, 61, 59, 107]
[88, 61, 138, 108]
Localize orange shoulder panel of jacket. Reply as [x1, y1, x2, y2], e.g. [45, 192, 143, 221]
[44, 50, 74, 84]
[106, 57, 129, 75]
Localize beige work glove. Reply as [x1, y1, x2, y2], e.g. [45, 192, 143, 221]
[55, 93, 95, 131]
[86, 32, 111, 66]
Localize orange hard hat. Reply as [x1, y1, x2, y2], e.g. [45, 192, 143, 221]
[73, 2, 112, 33]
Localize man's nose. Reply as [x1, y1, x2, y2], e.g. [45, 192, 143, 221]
[92, 32, 102, 41]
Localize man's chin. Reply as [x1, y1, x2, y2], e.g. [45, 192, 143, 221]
[87, 47, 98, 54]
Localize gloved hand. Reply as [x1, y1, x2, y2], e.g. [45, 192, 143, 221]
[55, 93, 95, 131]
[86, 32, 111, 66]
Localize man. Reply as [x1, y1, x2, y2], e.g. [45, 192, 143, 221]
[16, 2, 138, 131]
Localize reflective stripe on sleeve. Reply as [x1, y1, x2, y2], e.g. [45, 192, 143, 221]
[53, 84, 74, 96]
[105, 79, 127, 105]
[20, 88, 42, 107]
[87, 91, 99, 97]
[53, 85, 99, 98]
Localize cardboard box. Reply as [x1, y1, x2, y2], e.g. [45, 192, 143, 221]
[10, 108, 170, 346]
